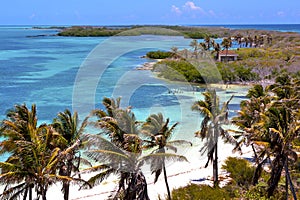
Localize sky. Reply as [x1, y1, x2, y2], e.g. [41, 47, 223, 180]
[1, 0, 300, 25]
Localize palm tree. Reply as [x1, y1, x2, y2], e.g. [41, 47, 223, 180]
[52, 109, 90, 200]
[83, 131, 150, 200]
[233, 76, 300, 198]
[191, 90, 234, 187]
[0, 104, 42, 199]
[190, 39, 199, 58]
[234, 33, 243, 48]
[83, 97, 149, 199]
[221, 37, 232, 62]
[232, 84, 272, 186]
[83, 98, 188, 199]
[0, 104, 74, 200]
[181, 48, 189, 60]
[248, 36, 253, 48]
[267, 34, 273, 45]
[83, 132, 188, 200]
[204, 35, 211, 50]
[170, 46, 179, 59]
[254, 35, 259, 48]
[211, 40, 221, 60]
[142, 113, 191, 200]
[0, 104, 87, 200]
[263, 102, 299, 198]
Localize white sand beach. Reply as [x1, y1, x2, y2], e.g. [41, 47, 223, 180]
[41, 141, 253, 200]
[49, 89, 252, 200]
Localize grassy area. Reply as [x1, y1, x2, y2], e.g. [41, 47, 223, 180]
[57, 25, 224, 38]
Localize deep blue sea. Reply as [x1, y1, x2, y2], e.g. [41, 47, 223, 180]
[191, 24, 300, 33]
[1, 24, 298, 137]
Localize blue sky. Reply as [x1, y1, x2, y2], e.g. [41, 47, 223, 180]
[1, 0, 300, 25]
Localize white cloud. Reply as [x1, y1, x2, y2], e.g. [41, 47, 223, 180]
[184, 1, 202, 11]
[171, 5, 182, 15]
[171, 1, 216, 17]
[277, 11, 285, 17]
[208, 10, 216, 17]
[29, 13, 36, 19]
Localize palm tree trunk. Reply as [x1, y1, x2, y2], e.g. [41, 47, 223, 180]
[252, 157, 268, 185]
[267, 154, 285, 198]
[251, 144, 258, 159]
[213, 143, 219, 187]
[29, 186, 32, 200]
[284, 160, 297, 200]
[252, 162, 263, 185]
[63, 182, 69, 200]
[225, 48, 229, 62]
[42, 189, 47, 200]
[285, 166, 288, 200]
[64, 159, 73, 200]
[163, 163, 172, 200]
[23, 187, 28, 200]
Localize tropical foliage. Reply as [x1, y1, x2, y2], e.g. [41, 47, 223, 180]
[191, 90, 239, 187]
[142, 113, 192, 200]
[51, 109, 90, 200]
[171, 184, 231, 200]
[0, 75, 299, 199]
[232, 74, 300, 198]
[81, 98, 188, 200]
[0, 105, 86, 200]
[146, 51, 173, 59]
[152, 59, 221, 83]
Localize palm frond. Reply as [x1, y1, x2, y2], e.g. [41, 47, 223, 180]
[141, 153, 188, 170]
[84, 149, 131, 171]
[81, 168, 116, 189]
[164, 144, 177, 153]
[167, 140, 192, 147]
[80, 164, 111, 174]
[153, 169, 162, 183]
[82, 134, 124, 153]
[0, 182, 27, 200]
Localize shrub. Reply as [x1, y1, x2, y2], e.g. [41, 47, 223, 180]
[153, 60, 222, 83]
[171, 184, 231, 200]
[222, 157, 255, 188]
[146, 50, 173, 59]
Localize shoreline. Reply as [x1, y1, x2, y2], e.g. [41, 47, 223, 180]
[38, 142, 252, 200]
[69, 143, 253, 200]
[136, 60, 272, 89]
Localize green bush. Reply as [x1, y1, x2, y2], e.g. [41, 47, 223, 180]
[146, 50, 173, 59]
[172, 184, 231, 200]
[237, 48, 266, 59]
[153, 60, 221, 83]
[217, 62, 259, 83]
[222, 157, 255, 188]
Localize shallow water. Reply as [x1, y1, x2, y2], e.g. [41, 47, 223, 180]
[0, 27, 251, 163]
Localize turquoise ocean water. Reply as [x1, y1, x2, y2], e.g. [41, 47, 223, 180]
[192, 24, 300, 33]
[1, 24, 299, 149]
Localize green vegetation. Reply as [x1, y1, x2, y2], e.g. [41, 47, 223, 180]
[153, 60, 203, 83]
[232, 74, 300, 199]
[152, 59, 222, 83]
[217, 62, 259, 83]
[222, 157, 255, 188]
[0, 75, 299, 199]
[0, 97, 189, 200]
[142, 113, 192, 200]
[146, 50, 173, 59]
[171, 184, 231, 200]
[1, 26, 300, 199]
[57, 25, 223, 38]
[191, 90, 236, 187]
[146, 29, 300, 84]
[57, 26, 125, 37]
